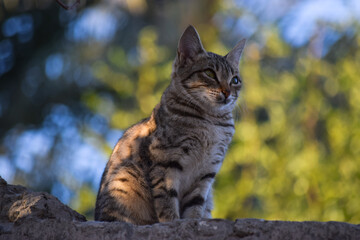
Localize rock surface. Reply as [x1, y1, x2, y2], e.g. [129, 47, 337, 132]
[0, 175, 359, 240]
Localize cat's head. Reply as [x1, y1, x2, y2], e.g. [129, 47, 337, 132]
[171, 25, 246, 115]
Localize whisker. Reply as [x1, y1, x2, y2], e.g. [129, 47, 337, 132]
[233, 98, 248, 122]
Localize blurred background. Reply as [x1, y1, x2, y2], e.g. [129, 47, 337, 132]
[0, 0, 359, 222]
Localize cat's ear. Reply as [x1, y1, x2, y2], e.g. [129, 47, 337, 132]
[177, 25, 206, 63]
[226, 39, 246, 67]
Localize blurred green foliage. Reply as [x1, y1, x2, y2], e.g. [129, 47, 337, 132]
[214, 34, 360, 222]
[1, 0, 359, 223]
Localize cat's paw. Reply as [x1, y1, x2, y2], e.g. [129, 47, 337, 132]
[157, 210, 180, 223]
[202, 209, 212, 219]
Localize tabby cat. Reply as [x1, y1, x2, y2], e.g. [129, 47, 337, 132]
[95, 25, 246, 225]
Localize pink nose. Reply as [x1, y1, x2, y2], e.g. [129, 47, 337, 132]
[221, 89, 230, 99]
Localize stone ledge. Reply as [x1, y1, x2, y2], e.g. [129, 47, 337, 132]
[1, 176, 359, 240]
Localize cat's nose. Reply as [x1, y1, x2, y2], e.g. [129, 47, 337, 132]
[221, 89, 230, 99]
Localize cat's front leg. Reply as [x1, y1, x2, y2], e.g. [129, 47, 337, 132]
[203, 188, 213, 218]
[150, 163, 181, 222]
[181, 176, 214, 219]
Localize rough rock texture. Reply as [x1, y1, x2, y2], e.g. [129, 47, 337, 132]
[1, 176, 359, 240]
[0, 176, 86, 223]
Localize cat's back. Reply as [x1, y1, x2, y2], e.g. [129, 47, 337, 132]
[95, 110, 158, 224]
[111, 112, 157, 164]
[101, 106, 159, 186]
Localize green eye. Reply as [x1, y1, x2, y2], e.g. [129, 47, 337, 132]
[205, 69, 216, 79]
[231, 76, 240, 85]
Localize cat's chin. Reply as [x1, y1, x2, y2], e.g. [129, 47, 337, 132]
[205, 100, 234, 113]
[213, 96, 235, 106]
[218, 98, 232, 105]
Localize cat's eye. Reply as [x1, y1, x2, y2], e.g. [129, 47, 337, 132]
[204, 69, 216, 79]
[231, 76, 240, 85]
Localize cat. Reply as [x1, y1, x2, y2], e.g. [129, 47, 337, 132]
[94, 25, 246, 225]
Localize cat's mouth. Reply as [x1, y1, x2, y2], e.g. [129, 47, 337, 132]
[222, 98, 231, 105]
[215, 96, 232, 105]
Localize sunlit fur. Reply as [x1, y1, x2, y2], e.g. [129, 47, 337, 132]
[95, 26, 245, 225]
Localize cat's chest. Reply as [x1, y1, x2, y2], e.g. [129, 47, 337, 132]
[181, 125, 233, 168]
[204, 126, 233, 159]
[179, 126, 233, 190]
[151, 123, 234, 168]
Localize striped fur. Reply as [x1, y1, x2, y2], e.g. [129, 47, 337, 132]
[95, 25, 246, 225]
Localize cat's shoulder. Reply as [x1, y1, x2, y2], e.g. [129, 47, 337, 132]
[119, 105, 160, 141]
